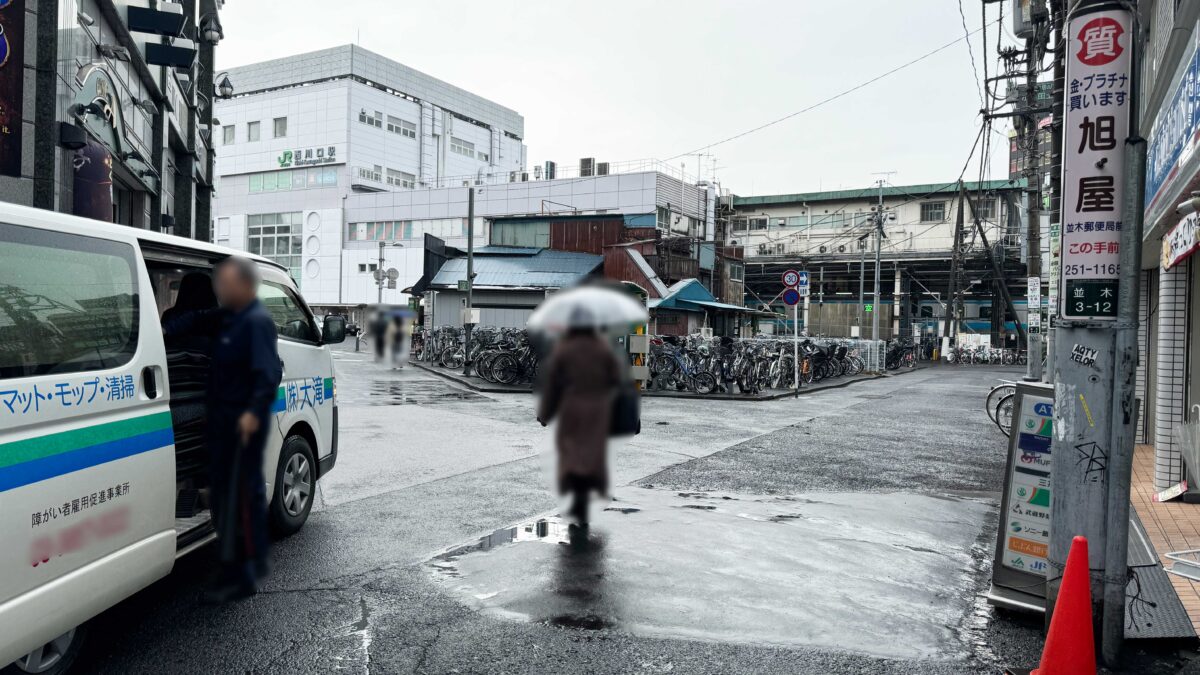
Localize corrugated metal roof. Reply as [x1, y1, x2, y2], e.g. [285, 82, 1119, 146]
[472, 246, 542, 256]
[430, 249, 602, 289]
[731, 179, 1025, 208]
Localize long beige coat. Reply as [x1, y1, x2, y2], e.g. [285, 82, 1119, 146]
[537, 333, 620, 494]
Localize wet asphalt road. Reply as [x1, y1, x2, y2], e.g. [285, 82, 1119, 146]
[67, 350, 1192, 674]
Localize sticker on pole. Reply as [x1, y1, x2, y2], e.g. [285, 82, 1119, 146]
[782, 288, 801, 306]
[1058, 7, 1132, 320]
[782, 269, 801, 288]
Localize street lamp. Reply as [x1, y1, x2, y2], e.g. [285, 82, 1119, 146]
[377, 241, 404, 304]
[199, 12, 224, 45]
[215, 73, 235, 99]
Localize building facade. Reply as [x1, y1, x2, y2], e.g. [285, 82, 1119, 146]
[1136, 0, 1200, 490]
[0, 0, 222, 238]
[726, 180, 1028, 340]
[210, 44, 527, 311]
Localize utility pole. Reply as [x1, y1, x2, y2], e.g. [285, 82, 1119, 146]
[964, 189, 1026, 351]
[858, 241, 866, 335]
[871, 179, 884, 369]
[946, 185, 966, 348]
[463, 187, 476, 376]
[818, 266, 825, 336]
[1046, 0, 1066, 382]
[376, 240, 385, 305]
[1045, 3, 1140, 667]
[1023, 11, 1048, 381]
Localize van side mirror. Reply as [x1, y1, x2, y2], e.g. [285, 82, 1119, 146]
[322, 316, 347, 344]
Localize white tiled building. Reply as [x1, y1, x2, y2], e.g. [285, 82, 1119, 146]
[211, 45, 527, 309]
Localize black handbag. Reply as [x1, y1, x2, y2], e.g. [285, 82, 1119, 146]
[611, 384, 641, 437]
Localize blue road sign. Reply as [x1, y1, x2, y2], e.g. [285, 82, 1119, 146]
[782, 288, 801, 306]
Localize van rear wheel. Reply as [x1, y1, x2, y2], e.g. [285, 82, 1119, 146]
[270, 436, 315, 537]
[4, 626, 85, 675]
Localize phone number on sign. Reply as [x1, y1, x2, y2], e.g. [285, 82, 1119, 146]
[1063, 263, 1118, 277]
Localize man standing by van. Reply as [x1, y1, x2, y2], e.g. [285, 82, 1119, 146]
[166, 257, 282, 600]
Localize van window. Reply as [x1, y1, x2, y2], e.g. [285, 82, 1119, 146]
[0, 224, 139, 379]
[259, 281, 318, 343]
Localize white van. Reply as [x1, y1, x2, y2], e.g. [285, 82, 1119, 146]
[0, 203, 346, 673]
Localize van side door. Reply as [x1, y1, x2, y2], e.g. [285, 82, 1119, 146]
[256, 267, 333, 495]
[0, 223, 175, 666]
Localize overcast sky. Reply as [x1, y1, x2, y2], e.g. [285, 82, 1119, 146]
[217, 0, 1013, 196]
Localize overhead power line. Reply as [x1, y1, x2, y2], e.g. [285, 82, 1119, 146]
[664, 17, 1002, 162]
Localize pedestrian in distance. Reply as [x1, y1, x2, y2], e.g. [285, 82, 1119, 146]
[536, 323, 622, 527]
[369, 310, 389, 363]
[164, 257, 282, 601]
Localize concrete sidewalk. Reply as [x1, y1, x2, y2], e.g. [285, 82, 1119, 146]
[1132, 442, 1200, 634]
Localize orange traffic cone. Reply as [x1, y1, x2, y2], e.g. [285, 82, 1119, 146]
[1032, 535, 1096, 675]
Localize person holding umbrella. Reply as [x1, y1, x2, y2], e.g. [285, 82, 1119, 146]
[531, 285, 646, 526]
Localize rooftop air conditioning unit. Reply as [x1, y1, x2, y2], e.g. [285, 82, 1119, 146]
[544, 161, 557, 180]
[580, 157, 595, 177]
[838, 245, 846, 253]
[521, 172, 529, 182]
[758, 244, 769, 255]
[534, 165, 542, 180]
[596, 162, 609, 176]
[819, 245, 828, 253]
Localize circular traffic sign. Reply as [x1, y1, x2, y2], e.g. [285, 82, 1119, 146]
[782, 269, 801, 288]
[782, 288, 801, 306]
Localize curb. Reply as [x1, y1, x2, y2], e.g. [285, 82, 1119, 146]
[410, 362, 526, 394]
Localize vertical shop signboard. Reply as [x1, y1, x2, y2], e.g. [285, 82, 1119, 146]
[1058, 7, 1133, 320]
[1027, 276, 1042, 332]
[0, 0, 24, 178]
[988, 382, 1056, 611]
[1047, 223, 1061, 318]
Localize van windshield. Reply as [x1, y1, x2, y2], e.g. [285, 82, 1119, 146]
[0, 224, 139, 380]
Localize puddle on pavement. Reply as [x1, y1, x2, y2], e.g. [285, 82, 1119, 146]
[429, 488, 991, 661]
[354, 381, 490, 406]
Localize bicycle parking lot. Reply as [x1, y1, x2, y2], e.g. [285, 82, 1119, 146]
[406, 326, 931, 398]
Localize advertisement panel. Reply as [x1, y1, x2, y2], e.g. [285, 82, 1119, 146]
[1162, 212, 1200, 271]
[1059, 8, 1133, 320]
[1146, 24, 1200, 213]
[988, 382, 1055, 611]
[0, 0, 24, 178]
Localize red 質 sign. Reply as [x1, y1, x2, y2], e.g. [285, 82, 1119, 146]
[1076, 17, 1124, 67]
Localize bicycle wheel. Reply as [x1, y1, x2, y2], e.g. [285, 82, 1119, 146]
[692, 371, 718, 395]
[985, 385, 1016, 423]
[995, 393, 1015, 437]
[490, 353, 520, 385]
[440, 347, 464, 369]
[476, 352, 500, 383]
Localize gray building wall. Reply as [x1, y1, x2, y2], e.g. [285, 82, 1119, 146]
[429, 289, 544, 329]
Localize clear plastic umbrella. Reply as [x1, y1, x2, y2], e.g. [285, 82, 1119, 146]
[527, 286, 648, 334]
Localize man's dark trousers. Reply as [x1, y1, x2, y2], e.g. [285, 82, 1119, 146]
[208, 405, 270, 590]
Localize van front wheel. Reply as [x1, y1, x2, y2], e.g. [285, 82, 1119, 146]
[270, 436, 315, 537]
[4, 626, 85, 675]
